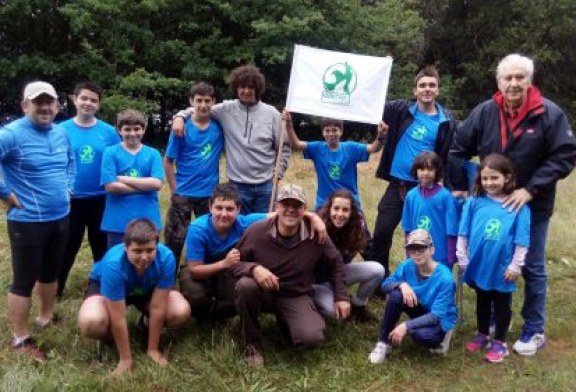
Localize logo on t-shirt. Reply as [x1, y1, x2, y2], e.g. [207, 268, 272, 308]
[484, 219, 502, 240]
[79, 145, 95, 164]
[200, 143, 213, 158]
[329, 164, 342, 180]
[417, 215, 432, 231]
[129, 286, 145, 297]
[126, 168, 140, 178]
[411, 126, 427, 140]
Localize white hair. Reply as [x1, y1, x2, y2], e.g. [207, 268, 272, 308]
[496, 54, 534, 82]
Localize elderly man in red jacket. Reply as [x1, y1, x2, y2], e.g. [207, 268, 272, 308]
[450, 53, 576, 357]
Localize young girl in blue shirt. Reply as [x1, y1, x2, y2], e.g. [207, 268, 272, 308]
[457, 153, 530, 363]
[402, 151, 459, 268]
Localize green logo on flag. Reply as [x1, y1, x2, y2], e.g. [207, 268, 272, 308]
[321, 62, 357, 106]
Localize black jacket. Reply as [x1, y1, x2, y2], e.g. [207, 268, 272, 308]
[375, 100, 457, 182]
[449, 97, 576, 222]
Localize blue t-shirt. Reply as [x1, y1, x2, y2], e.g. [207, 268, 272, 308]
[390, 104, 446, 181]
[185, 213, 267, 263]
[100, 143, 164, 233]
[382, 259, 457, 331]
[60, 118, 120, 198]
[402, 186, 459, 265]
[303, 141, 369, 209]
[90, 243, 175, 301]
[0, 117, 74, 222]
[165, 119, 224, 197]
[459, 196, 531, 292]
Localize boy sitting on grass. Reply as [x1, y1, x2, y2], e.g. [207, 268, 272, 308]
[77, 219, 190, 376]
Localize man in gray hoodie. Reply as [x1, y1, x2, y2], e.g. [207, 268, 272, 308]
[172, 65, 291, 213]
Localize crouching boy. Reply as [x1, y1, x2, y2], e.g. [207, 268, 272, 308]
[77, 219, 191, 376]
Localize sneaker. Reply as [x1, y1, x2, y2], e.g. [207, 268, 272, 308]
[11, 337, 46, 363]
[351, 305, 378, 323]
[513, 331, 546, 356]
[430, 329, 453, 355]
[484, 340, 509, 363]
[243, 345, 265, 367]
[368, 341, 392, 364]
[465, 333, 491, 352]
[35, 313, 61, 329]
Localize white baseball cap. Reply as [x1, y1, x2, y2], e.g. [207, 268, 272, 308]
[23, 81, 57, 100]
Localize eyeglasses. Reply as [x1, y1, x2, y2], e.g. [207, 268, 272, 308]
[406, 245, 430, 254]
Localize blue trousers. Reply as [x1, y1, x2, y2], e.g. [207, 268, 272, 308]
[521, 218, 550, 333]
[231, 180, 273, 214]
[378, 288, 445, 347]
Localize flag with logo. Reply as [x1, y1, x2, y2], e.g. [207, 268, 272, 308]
[286, 44, 393, 124]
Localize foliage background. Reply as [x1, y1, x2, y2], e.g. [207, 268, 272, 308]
[2, 0, 574, 137]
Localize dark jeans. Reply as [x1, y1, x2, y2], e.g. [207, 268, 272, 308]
[179, 267, 237, 320]
[521, 219, 549, 333]
[372, 181, 417, 276]
[231, 180, 272, 214]
[378, 288, 445, 347]
[8, 217, 69, 297]
[234, 277, 326, 349]
[164, 194, 210, 264]
[475, 287, 512, 342]
[58, 196, 107, 296]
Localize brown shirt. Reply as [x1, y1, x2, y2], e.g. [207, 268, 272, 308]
[231, 218, 349, 301]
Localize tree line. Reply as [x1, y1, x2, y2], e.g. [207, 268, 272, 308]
[1, 0, 574, 138]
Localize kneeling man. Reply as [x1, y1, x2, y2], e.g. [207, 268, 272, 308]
[78, 219, 191, 376]
[231, 183, 350, 366]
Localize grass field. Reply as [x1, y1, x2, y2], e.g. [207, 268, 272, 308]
[1, 152, 575, 392]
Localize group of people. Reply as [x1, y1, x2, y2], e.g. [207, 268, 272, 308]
[0, 53, 575, 374]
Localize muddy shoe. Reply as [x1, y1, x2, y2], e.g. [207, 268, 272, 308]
[12, 337, 46, 363]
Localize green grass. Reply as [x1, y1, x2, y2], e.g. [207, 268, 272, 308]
[1, 152, 575, 391]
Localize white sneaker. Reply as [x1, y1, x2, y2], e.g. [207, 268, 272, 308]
[369, 341, 392, 364]
[513, 332, 546, 356]
[430, 329, 453, 355]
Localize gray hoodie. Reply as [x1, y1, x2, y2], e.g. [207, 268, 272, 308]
[178, 99, 290, 184]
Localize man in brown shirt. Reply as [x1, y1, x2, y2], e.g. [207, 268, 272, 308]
[231, 183, 350, 366]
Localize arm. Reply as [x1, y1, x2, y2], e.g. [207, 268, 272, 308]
[116, 176, 163, 192]
[505, 245, 528, 281]
[188, 248, 241, 279]
[105, 299, 132, 376]
[163, 157, 176, 195]
[104, 181, 139, 194]
[171, 107, 193, 137]
[456, 236, 469, 270]
[282, 110, 307, 151]
[366, 121, 388, 154]
[146, 288, 169, 366]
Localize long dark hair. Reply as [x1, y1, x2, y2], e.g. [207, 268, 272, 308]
[318, 190, 366, 257]
[473, 153, 517, 196]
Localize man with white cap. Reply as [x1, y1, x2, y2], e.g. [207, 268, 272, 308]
[230, 183, 349, 366]
[0, 81, 74, 361]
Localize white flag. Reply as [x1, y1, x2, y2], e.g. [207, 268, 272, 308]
[286, 45, 393, 125]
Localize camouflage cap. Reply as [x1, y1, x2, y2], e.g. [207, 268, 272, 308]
[405, 229, 433, 247]
[276, 183, 307, 205]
